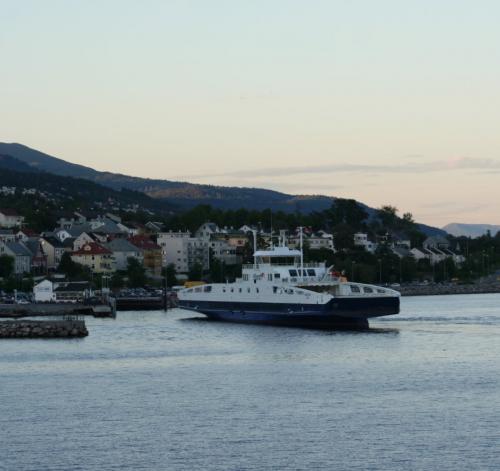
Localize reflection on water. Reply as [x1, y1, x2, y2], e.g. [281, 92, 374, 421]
[1, 293, 500, 471]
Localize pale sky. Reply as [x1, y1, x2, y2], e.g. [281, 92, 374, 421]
[2, 0, 500, 227]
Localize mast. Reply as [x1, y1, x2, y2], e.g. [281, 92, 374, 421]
[299, 226, 304, 280]
[252, 229, 257, 267]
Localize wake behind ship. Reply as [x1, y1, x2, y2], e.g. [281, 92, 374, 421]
[177, 231, 400, 330]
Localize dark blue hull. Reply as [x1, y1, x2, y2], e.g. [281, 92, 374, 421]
[178, 296, 399, 330]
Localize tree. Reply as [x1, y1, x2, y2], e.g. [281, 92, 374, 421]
[378, 205, 398, 228]
[126, 257, 147, 287]
[163, 263, 178, 287]
[58, 252, 92, 281]
[328, 199, 368, 229]
[188, 262, 203, 281]
[0, 255, 14, 278]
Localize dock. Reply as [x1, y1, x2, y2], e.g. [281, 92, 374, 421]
[0, 302, 115, 319]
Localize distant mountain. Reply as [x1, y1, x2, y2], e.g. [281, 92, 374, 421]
[443, 223, 500, 238]
[0, 142, 445, 236]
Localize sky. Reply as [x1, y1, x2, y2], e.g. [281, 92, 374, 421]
[1, 0, 500, 227]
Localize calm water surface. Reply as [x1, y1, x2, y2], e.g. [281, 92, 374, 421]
[1, 294, 500, 470]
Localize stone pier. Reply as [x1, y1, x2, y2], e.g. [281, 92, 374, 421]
[0, 320, 88, 338]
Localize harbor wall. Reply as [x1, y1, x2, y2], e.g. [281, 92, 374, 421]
[0, 320, 88, 338]
[399, 284, 500, 297]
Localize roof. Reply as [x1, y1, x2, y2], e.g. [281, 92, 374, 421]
[0, 208, 20, 216]
[5, 242, 32, 257]
[105, 238, 141, 253]
[128, 235, 161, 251]
[72, 242, 112, 256]
[42, 236, 65, 248]
[23, 239, 42, 256]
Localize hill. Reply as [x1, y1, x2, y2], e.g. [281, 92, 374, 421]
[443, 223, 500, 238]
[0, 158, 173, 217]
[0, 142, 445, 236]
[0, 143, 337, 213]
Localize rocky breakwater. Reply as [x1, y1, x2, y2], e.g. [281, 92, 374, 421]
[0, 320, 88, 338]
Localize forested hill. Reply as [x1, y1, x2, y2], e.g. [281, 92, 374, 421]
[0, 159, 173, 216]
[0, 143, 445, 236]
[0, 142, 339, 213]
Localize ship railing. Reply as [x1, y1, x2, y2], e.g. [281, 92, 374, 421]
[242, 262, 323, 270]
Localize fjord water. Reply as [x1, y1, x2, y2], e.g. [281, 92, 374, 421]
[1, 294, 500, 470]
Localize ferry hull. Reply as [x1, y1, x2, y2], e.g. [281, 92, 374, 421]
[178, 296, 399, 330]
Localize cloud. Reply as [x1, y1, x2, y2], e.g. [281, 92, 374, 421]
[181, 157, 500, 180]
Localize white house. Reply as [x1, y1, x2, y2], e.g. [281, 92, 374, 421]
[354, 233, 378, 253]
[33, 279, 56, 302]
[0, 209, 24, 228]
[157, 231, 210, 273]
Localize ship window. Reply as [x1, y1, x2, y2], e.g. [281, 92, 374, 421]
[289, 269, 298, 277]
[256, 288, 259, 293]
[350, 285, 360, 293]
[307, 269, 315, 276]
[204, 286, 212, 293]
[195, 287, 202, 293]
[274, 273, 280, 278]
[273, 287, 278, 293]
[222, 288, 226, 293]
[230, 288, 234, 293]
[239, 288, 242, 293]
[377, 289, 386, 294]
[363, 287, 373, 293]
[247, 288, 251, 293]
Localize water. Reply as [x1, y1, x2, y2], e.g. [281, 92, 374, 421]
[1, 294, 500, 470]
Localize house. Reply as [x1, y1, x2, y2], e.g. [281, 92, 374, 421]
[0, 241, 32, 274]
[195, 223, 221, 241]
[71, 243, 115, 273]
[128, 235, 162, 276]
[209, 239, 240, 265]
[23, 238, 48, 274]
[105, 238, 143, 271]
[40, 236, 67, 269]
[0, 209, 24, 228]
[353, 233, 378, 253]
[33, 279, 56, 302]
[73, 232, 98, 250]
[157, 231, 210, 274]
[145, 221, 164, 233]
[0, 229, 16, 243]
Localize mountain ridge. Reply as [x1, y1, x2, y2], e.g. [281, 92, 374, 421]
[0, 142, 445, 236]
[443, 223, 500, 238]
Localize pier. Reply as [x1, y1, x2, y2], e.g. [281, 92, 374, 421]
[0, 302, 115, 319]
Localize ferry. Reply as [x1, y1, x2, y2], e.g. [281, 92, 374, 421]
[177, 231, 400, 330]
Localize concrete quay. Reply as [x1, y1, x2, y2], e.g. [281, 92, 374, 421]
[0, 302, 115, 319]
[0, 319, 88, 338]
